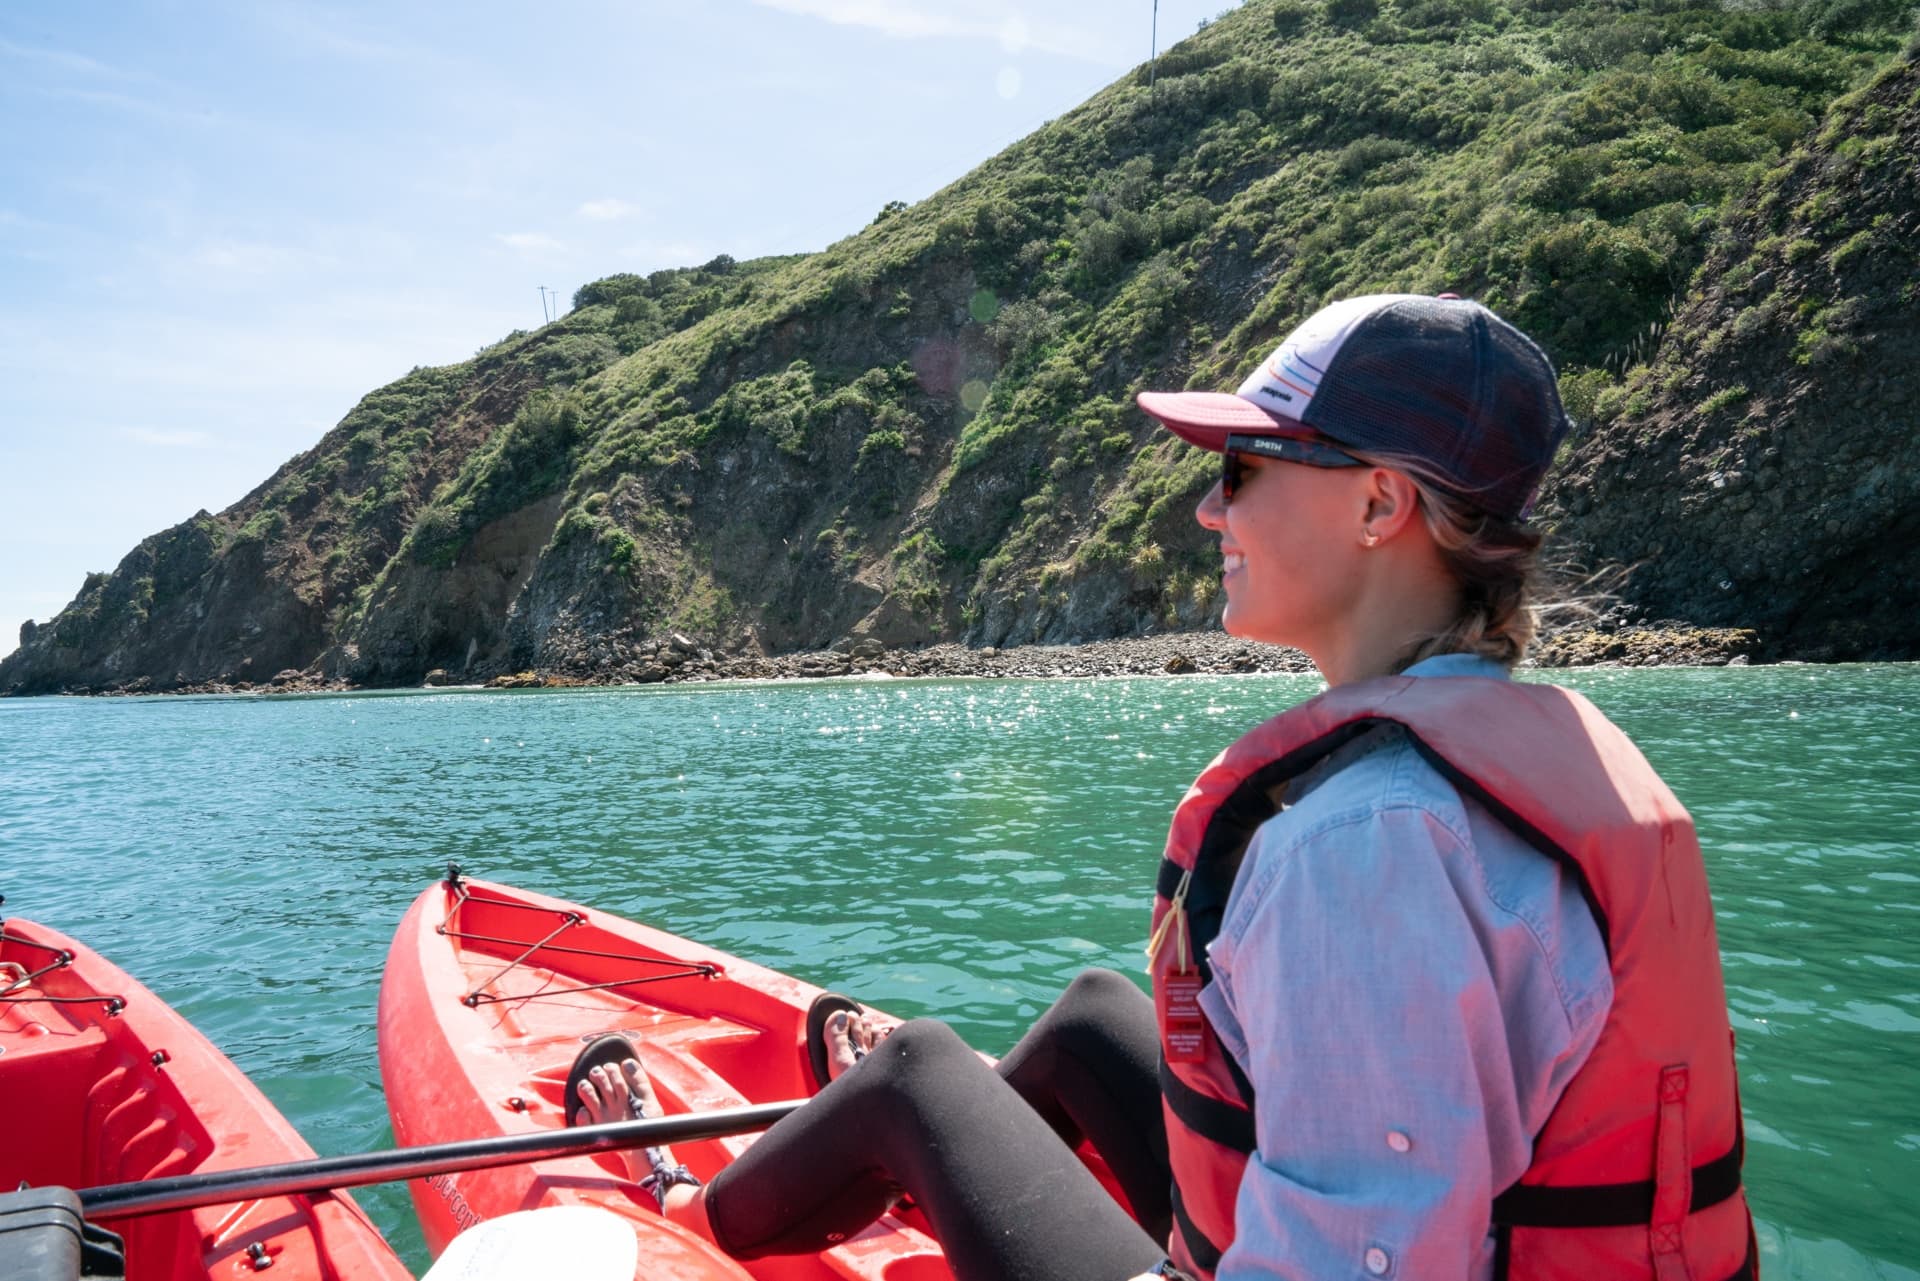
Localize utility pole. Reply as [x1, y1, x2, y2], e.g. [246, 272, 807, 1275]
[1150, 0, 1160, 91]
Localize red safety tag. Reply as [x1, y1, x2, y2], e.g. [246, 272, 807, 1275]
[1161, 969, 1209, 1064]
[1148, 866, 1209, 1064]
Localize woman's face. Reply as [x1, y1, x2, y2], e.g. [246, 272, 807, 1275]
[1195, 452, 1369, 656]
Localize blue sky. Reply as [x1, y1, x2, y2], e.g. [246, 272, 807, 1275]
[0, 0, 1227, 661]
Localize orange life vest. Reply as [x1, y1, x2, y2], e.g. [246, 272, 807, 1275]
[1148, 676, 1755, 1280]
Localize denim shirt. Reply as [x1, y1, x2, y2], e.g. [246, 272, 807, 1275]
[1194, 653, 1612, 1280]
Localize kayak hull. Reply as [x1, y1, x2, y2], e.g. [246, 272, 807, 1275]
[0, 917, 413, 1281]
[378, 877, 956, 1281]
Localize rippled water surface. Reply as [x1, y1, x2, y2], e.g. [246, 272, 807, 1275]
[3, 665, 1916, 1277]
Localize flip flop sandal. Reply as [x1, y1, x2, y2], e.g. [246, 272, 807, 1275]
[565, 1033, 642, 1128]
[805, 992, 864, 1090]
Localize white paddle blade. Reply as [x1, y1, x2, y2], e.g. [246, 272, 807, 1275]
[421, 1206, 641, 1281]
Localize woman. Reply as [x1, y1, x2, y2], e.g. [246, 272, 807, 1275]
[575, 294, 1755, 1280]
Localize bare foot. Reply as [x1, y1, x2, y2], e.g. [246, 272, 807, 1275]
[575, 1057, 656, 1185]
[825, 1009, 890, 1081]
[573, 1058, 703, 1219]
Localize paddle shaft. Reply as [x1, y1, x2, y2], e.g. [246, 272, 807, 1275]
[77, 1099, 805, 1220]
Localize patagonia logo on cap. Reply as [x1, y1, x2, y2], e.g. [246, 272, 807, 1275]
[1234, 294, 1427, 420]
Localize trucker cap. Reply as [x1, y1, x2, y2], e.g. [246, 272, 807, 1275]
[1136, 294, 1570, 521]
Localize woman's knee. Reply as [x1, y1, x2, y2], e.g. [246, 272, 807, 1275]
[1056, 967, 1151, 1028]
[873, 1017, 972, 1064]
[861, 1018, 991, 1101]
[1064, 967, 1137, 1004]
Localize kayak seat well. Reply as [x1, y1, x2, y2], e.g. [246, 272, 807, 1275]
[0, 1020, 108, 1190]
[2, 1022, 221, 1281]
[0, 1017, 203, 1191]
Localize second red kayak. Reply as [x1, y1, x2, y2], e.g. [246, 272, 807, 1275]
[377, 872, 956, 1280]
[1, 916, 414, 1281]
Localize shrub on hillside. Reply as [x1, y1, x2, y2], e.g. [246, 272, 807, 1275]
[1516, 220, 1674, 367]
[573, 273, 649, 308]
[988, 300, 1064, 366]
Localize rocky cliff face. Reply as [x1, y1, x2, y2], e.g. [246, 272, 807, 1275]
[9, 515, 324, 692]
[4, 353, 537, 693]
[1539, 49, 1920, 661]
[5, 5, 1916, 696]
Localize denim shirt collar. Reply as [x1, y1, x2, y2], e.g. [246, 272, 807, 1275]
[1399, 652, 1512, 681]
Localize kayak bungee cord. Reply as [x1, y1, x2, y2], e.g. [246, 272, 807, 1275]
[439, 871, 717, 1008]
[0, 928, 126, 1011]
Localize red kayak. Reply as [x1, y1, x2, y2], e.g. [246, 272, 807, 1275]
[378, 873, 964, 1280]
[0, 916, 414, 1281]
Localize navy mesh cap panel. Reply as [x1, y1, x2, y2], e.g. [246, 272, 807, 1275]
[1301, 298, 1569, 521]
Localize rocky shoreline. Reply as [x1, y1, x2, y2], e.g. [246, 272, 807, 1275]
[55, 623, 1768, 698]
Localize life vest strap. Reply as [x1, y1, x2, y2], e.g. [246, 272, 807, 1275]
[1169, 1179, 1225, 1275]
[1493, 1223, 1754, 1281]
[1490, 1139, 1742, 1228]
[1160, 720, 1390, 983]
[1160, 1056, 1256, 1154]
[1400, 735, 1612, 955]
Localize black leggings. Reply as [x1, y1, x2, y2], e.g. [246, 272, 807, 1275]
[704, 968, 1170, 1281]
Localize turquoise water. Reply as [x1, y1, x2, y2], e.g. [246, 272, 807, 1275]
[2, 665, 1915, 1278]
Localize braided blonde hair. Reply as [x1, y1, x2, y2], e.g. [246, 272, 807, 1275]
[1350, 449, 1554, 671]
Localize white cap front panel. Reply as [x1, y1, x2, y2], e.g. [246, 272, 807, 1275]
[1233, 294, 1428, 421]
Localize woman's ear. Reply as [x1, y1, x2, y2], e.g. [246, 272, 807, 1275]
[1359, 468, 1422, 546]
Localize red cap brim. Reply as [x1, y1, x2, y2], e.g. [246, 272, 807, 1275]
[1135, 391, 1308, 453]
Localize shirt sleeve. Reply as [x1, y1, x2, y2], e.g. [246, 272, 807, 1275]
[1207, 802, 1587, 1281]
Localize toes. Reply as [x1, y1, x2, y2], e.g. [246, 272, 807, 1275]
[619, 1058, 656, 1116]
[825, 1014, 864, 1080]
[851, 1013, 888, 1054]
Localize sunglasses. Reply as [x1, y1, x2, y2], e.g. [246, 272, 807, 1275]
[1220, 433, 1366, 503]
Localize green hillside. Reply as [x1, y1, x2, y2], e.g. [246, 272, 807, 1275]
[6, 0, 1916, 694]
[1539, 45, 1920, 658]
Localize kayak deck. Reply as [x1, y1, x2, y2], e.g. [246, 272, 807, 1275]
[1, 918, 412, 1281]
[381, 877, 952, 1281]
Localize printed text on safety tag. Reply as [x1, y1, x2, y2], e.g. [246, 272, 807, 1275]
[1161, 969, 1208, 1064]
